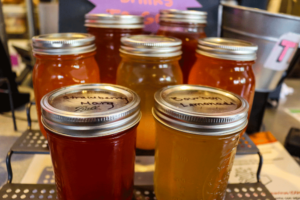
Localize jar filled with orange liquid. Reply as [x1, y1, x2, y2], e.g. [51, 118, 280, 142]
[85, 14, 144, 84]
[188, 38, 257, 129]
[32, 33, 100, 138]
[157, 9, 207, 83]
[153, 85, 249, 200]
[41, 84, 141, 200]
[117, 35, 183, 150]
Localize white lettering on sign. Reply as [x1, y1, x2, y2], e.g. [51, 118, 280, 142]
[264, 32, 300, 71]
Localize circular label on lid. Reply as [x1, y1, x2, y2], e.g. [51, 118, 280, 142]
[41, 84, 141, 137]
[163, 89, 241, 114]
[49, 89, 132, 113]
[153, 85, 249, 135]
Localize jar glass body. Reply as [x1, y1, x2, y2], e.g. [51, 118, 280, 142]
[157, 21, 206, 83]
[33, 52, 100, 138]
[46, 125, 138, 200]
[116, 53, 183, 150]
[188, 54, 255, 126]
[87, 27, 143, 84]
[154, 121, 241, 200]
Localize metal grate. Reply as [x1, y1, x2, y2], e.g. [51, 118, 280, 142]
[0, 184, 57, 200]
[10, 130, 49, 154]
[237, 134, 259, 155]
[133, 183, 275, 200]
[0, 183, 275, 200]
[226, 183, 275, 199]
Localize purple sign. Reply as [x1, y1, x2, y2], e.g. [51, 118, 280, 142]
[88, 0, 202, 32]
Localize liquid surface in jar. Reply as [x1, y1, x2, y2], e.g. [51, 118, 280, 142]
[87, 27, 143, 84]
[47, 127, 137, 200]
[33, 52, 100, 137]
[117, 55, 183, 150]
[157, 27, 206, 83]
[188, 54, 255, 122]
[154, 122, 240, 200]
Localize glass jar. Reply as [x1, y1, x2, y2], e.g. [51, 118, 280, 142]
[41, 84, 141, 200]
[117, 35, 183, 150]
[157, 9, 207, 83]
[32, 33, 101, 138]
[85, 14, 144, 84]
[153, 85, 249, 200]
[188, 38, 257, 131]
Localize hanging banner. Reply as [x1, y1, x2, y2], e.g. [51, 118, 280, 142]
[88, 0, 202, 32]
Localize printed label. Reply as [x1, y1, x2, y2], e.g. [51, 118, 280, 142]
[88, 0, 201, 32]
[264, 32, 300, 71]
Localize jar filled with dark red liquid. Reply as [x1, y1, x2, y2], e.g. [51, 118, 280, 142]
[41, 84, 141, 200]
[157, 9, 207, 83]
[85, 14, 144, 84]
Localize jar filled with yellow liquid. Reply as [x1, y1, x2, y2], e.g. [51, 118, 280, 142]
[153, 85, 249, 200]
[117, 35, 183, 150]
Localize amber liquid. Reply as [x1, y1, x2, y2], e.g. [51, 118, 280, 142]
[117, 54, 183, 150]
[87, 27, 143, 84]
[154, 121, 241, 200]
[32, 52, 100, 138]
[46, 126, 137, 200]
[157, 24, 206, 83]
[188, 54, 255, 126]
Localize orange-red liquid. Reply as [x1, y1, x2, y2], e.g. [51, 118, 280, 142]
[188, 54, 255, 122]
[157, 23, 206, 83]
[33, 52, 100, 138]
[117, 54, 183, 150]
[87, 27, 143, 84]
[46, 126, 137, 200]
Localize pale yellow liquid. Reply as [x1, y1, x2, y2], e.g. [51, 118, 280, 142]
[117, 54, 183, 150]
[154, 121, 241, 200]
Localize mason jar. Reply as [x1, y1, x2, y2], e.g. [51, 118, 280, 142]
[32, 33, 100, 138]
[85, 14, 144, 84]
[41, 84, 141, 200]
[157, 9, 207, 83]
[153, 85, 249, 200]
[188, 38, 257, 133]
[117, 35, 183, 150]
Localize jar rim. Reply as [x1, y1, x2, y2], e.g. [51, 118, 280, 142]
[160, 9, 207, 24]
[153, 85, 249, 136]
[32, 33, 96, 55]
[41, 84, 141, 138]
[197, 37, 258, 61]
[85, 14, 144, 29]
[120, 35, 182, 57]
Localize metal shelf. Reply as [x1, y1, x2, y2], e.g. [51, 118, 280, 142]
[0, 182, 275, 200]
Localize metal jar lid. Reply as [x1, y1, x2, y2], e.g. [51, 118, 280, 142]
[120, 35, 182, 57]
[197, 37, 258, 61]
[32, 33, 96, 55]
[85, 14, 144, 29]
[160, 9, 207, 24]
[41, 84, 141, 138]
[153, 85, 249, 136]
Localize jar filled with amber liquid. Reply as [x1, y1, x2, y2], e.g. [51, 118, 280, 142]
[32, 33, 100, 138]
[153, 85, 249, 200]
[85, 14, 144, 84]
[188, 38, 258, 132]
[157, 9, 207, 83]
[117, 35, 183, 150]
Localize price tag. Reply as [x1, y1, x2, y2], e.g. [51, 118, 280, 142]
[88, 0, 202, 32]
[264, 32, 300, 71]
